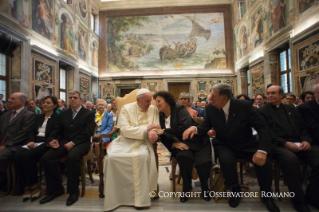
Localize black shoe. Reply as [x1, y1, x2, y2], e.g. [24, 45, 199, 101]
[66, 192, 79, 206]
[22, 193, 31, 202]
[229, 196, 240, 208]
[202, 191, 211, 201]
[292, 201, 311, 212]
[306, 197, 319, 210]
[261, 197, 280, 212]
[180, 196, 188, 203]
[39, 188, 64, 204]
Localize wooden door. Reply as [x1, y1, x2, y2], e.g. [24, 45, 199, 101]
[120, 89, 134, 97]
[168, 83, 190, 103]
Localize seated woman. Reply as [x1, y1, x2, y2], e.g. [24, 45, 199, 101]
[93, 99, 113, 172]
[299, 91, 314, 105]
[13, 96, 59, 202]
[178, 92, 198, 118]
[153, 91, 212, 203]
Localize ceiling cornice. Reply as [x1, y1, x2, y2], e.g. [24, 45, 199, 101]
[99, 0, 231, 11]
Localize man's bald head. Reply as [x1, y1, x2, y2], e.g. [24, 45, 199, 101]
[8, 92, 27, 110]
[266, 85, 284, 105]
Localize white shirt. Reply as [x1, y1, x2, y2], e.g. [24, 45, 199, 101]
[165, 115, 171, 129]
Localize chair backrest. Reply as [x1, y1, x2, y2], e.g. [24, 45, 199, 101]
[115, 89, 156, 114]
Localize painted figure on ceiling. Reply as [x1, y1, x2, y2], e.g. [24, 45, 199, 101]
[32, 0, 52, 39]
[92, 42, 98, 67]
[61, 14, 74, 55]
[251, 11, 263, 47]
[38, 0, 52, 34]
[270, 0, 286, 33]
[78, 29, 87, 60]
[78, 0, 88, 19]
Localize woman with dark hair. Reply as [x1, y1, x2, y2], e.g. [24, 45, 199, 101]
[299, 91, 314, 104]
[153, 91, 212, 203]
[236, 94, 250, 101]
[13, 96, 59, 202]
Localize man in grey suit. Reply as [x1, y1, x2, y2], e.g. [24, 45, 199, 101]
[0, 92, 36, 191]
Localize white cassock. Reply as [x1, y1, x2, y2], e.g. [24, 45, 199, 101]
[103, 102, 159, 211]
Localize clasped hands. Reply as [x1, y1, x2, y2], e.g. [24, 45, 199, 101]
[147, 124, 160, 144]
[285, 141, 311, 152]
[48, 139, 74, 151]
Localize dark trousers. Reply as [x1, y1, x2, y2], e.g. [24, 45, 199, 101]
[173, 141, 212, 192]
[13, 144, 50, 191]
[40, 141, 90, 194]
[215, 144, 273, 193]
[274, 145, 319, 203]
[0, 147, 14, 189]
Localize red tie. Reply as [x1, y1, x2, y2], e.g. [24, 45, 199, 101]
[0, 111, 17, 146]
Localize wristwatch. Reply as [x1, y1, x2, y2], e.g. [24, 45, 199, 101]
[153, 129, 164, 135]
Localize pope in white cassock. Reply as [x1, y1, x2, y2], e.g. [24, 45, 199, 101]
[103, 89, 160, 211]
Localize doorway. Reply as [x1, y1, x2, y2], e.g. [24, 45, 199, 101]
[120, 89, 135, 97]
[168, 83, 190, 102]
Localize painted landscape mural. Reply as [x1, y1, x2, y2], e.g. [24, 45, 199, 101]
[106, 13, 226, 72]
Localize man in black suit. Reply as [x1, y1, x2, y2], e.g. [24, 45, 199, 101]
[183, 83, 279, 212]
[298, 84, 319, 145]
[39, 90, 95, 206]
[258, 85, 319, 212]
[0, 92, 36, 190]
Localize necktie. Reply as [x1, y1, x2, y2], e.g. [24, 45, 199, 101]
[0, 111, 17, 146]
[72, 110, 77, 119]
[9, 111, 17, 122]
[219, 108, 226, 127]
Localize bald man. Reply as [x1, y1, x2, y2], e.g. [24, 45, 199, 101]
[0, 92, 36, 191]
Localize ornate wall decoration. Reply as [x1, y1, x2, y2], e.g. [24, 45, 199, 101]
[297, 40, 319, 72]
[79, 74, 90, 97]
[30, 54, 57, 101]
[293, 33, 319, 95]
[299, 72, 319, 92]
[100, 81, 115, 103]
[195, 78, 236, 101]
[250, 62, 265, 95]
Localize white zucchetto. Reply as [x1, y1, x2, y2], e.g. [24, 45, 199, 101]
[137, 88, 151, 97]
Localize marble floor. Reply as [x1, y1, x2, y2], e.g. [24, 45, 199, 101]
[0, 165, 316, 212]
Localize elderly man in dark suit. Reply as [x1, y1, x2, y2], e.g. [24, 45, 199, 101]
[39, 90, 95, 206]
[183, 83, 279, 212]
[258, 85, 319, 211]
[0, 92, 36, 191]
[298, 84, 319, 145]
